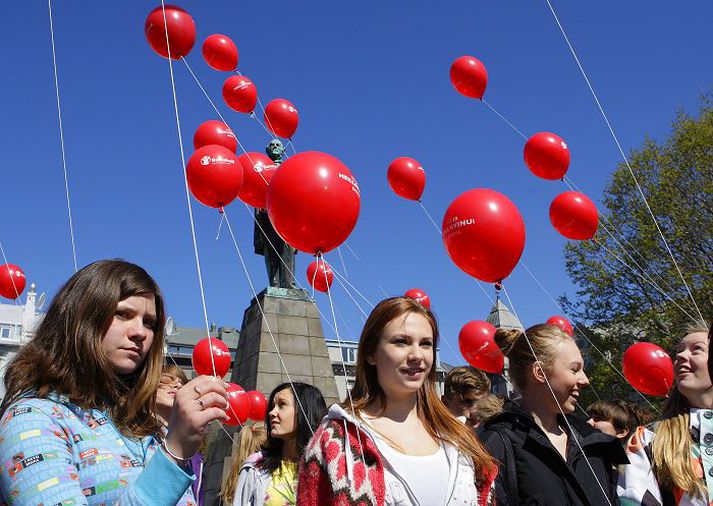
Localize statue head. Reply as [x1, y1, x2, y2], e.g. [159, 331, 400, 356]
[266, 139, 285, 163]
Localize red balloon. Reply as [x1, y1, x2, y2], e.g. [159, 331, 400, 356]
[144, 5, 196, 60]
[193, 120, 237, 152]
[236, 152, 278, 208]
[442, 189, 526, 283]
[623, 342, 674, 397]
[0, 264, 26, 300]
[546, 315, 574, 336]
[267, 151, 360, 254]
[264, 99, 299, 139]
[202, 34, 238, 71]
[246, 390, 268, 421]
[549, 191, 599, 241]
[458, 321, 504, 374]
[186, 145, 243, 208]
[192, 337, 232, 377]
[450, 56, 488, 99]
[387, 157, 426, 201]
[524, 132, 570, 180]
[306, 259, 334, 293]
[404, 288, 430, 309]
[223, 75, 257, 113]
[224, 383, 250, 426]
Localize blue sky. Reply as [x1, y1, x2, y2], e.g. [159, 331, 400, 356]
[0, 1, 710, 366]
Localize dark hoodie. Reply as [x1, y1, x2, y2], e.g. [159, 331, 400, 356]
[479, 401, 628, 506]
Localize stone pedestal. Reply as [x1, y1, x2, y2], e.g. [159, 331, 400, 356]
[201, 287, 340, 505]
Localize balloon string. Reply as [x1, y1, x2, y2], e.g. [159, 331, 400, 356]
[215, 212, 225, 241]
[286, 139, 298, 156]
[543, 0, 705, 327]
[481, 99, 529, 141]
[520, 260, 660, 414]
[47, 0, 78, 273]
[254, 96, 279, 140]
[336, 247, 349, 278]
[0, 241, 21, 306]
[342, 242, 390, 298]
[222, 209, 315, 437]
[329, 269, 370, 319]
[159, 1, 215, 377]
[329, 266, 375, 310]
[500, 285, 615, 506]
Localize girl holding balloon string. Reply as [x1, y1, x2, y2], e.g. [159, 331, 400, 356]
[618, 322, 713, 506]
[0, 259, 229, 506]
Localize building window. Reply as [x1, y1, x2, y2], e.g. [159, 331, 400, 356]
[0, 327, 11, 339]
[341, 347, 357, 364]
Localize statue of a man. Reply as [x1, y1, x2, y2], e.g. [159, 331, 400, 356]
[254, 139, 297, 288]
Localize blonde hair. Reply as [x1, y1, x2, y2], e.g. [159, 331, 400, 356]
[651, 322, 710, 498]
[444, 366, 491, 401]
[472, 394, 504, 424]
[494, 324, 572, 392]
[220, 423, 268, 504]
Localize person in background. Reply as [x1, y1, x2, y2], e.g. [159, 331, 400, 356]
[232, 382, 326, 506]
[221, 422, 267, 505]
[471, 394, 504, 429]
[0, 259, 229, 506]
[586, 399, 640, 445]
[441, 366, 491, 427]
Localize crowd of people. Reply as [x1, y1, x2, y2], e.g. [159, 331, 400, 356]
[0, 259, 710, 506]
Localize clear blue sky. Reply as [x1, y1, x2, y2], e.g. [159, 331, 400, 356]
[0, 2, 710, 366]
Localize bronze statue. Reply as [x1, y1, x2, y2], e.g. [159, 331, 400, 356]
[254, 139, 297, 288]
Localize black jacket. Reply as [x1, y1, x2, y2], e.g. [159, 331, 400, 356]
[479, 402, 628, 506]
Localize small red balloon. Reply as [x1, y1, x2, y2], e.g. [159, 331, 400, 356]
[622, 342, 674, 397]
[186, 145, 243, 208]
[192, 337, 232, 377]
[524, 132, 570, 180]
[442, 189, 526, 283]
[223, 75, 257, 113]
[224, 383, 250, 426]
[264, 99, 299, 139]
[193, 120, 237, 152]
[458, 320, 504, 374]
[267, 151, 360, 255]
[144, 5, 196, 60]
[549, 191, 599, 241]
[202, 34, 238, 71]
[450, 56, 488, 100]
[546, 315, 574, 336]
[404, 288, 430, 309]
[236, 152, 278, 208]
[306, 259, 334, 293]
[246, 390, 268, 421]
[387, 157, 426, 201]
[0, 264, 26, 300]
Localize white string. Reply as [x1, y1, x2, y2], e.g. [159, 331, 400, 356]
[329, 268, 370, 319]
[481, 99, 529, 141]
[543, 0, 705, 327]
[501, 285, 614, 506]
[342, 242, 390, 298]
[337, 247, 349, 278]
[0, 241, 20, 306]
[47, 0, 78, 273]
[329, 265, 376, 310]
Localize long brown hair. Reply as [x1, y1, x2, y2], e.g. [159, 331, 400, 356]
[0, 259, 166, 437]
[347, 297, 495, 480]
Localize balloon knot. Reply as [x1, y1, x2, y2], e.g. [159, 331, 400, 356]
[494, 282, 503, 291]
[218, 207, 224, 214]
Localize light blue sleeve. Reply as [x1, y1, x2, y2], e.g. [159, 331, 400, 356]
[128, 447, 196, 505]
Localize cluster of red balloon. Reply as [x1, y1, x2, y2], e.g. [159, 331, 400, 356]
[0, 264, 26, 300]
[192, 337, 268, 425]
[306, 259, 334, 293]
[404, 288, 430, 309]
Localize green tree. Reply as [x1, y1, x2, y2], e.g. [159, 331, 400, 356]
[564, 93, 713, 404]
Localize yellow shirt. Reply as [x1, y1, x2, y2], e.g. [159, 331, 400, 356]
[264, 461, 297, 506]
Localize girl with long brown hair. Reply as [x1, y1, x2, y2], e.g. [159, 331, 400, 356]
[297, 296, 496, 506]
[0, 259, 229, 506]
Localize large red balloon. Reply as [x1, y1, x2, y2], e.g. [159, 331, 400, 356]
[264, 99, 299, 139]
[224, 383, 249, 426]
[442, 189, 526, 283]
[223, 75, 257, 113]
[192, 337, 232, 377]
[246, 390, 268, 421]
[450, 56, 488, 100]
[458, 321, 504, 374]
[549, 191, 599, 241]
[0, 264, 26, 300]
[524, 132, 570, 180]
[267, 151, 360, 255]
[387, 157, 426, 201]
[546, 315, 574, 336]
[193, 120, 237, 152]
[202, 34, 238, 71]
[404, 288, 430, 309]
[622, 342, 674, 397]
[236, 153, 278, 208]
[144, 5, 196, 60]
[186, 145, 243, 208]
[306, 259, 334, 293]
